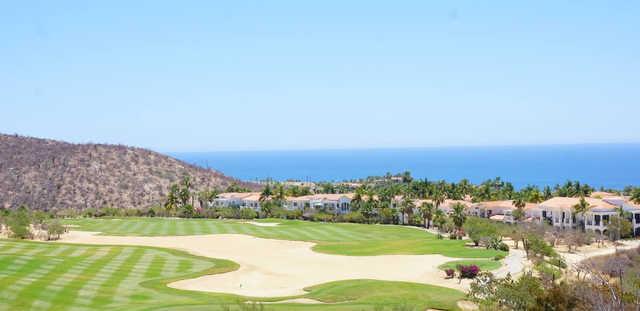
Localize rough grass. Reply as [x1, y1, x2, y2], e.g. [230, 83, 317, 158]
[0, 239, 464, 311]
[437, 259, 502, 271]
[62, 218, 502, 258]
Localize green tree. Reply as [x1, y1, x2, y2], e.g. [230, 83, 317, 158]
[419, 201, 435, 228]
[631, 188, 640, 204]
[7, 206, 31, 239]
[607, 215, 632, 241]
[259, 184, 273, 202]
[400, 195, 415, 225]
[450, 203, 467, 239]
[572, 196, 591, 232]
[512, 196, 526, 222]
[45, 219, 66, 240]
[432, 190, 445, 211]
[464, 217, 497, 247]
[260, 201, 274, 218]
[164, 184, 179, 214]
[179, 176, 193, 207]
[433, 209, 447, 233]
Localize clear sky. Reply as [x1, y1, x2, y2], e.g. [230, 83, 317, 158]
[1, 1, 639, 152]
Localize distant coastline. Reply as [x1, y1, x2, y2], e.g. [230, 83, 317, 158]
[170, 144, 640, 189]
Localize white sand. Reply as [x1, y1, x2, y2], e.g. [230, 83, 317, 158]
[59, 231, 471, 297]
[242, 221, 280, 227]
[261, 298, 326, 304]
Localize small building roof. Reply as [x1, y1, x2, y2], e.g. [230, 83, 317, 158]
[540, 197, 617, 212]
[216, 192, 261, 200]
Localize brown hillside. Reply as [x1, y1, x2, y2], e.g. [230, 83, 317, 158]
[0, 134, 257, 210]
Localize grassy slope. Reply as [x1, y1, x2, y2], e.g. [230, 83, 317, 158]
[62, 218, 502, 258]
[0, 240, 464, 311]
[437, 259, 502, 271]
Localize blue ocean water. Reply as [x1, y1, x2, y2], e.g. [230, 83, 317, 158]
[170, 144, 640, 189]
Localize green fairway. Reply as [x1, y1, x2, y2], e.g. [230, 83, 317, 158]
[62, 218, 502, 258]
[0, 239, 465, 311]
[438, 259, 502, 271]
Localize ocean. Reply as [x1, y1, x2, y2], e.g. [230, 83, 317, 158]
[170, 144, 640, 189]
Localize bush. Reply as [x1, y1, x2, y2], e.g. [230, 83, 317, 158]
[497, 242, 509, 252]
[341, 211, 366, 223]
[239, 208, 257, 219]
[7, 206, 31, 239]
[445, 268, 455, 279]
[311, 213, 335, 222]
[494, 253, 506, 261]
[45, 219, 66, 240]
[457, 264, 480, 279]
[547, 256, 567, 269]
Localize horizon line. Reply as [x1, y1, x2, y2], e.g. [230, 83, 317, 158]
[163, 141, 640, 154]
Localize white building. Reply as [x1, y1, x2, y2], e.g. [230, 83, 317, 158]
[538, 197, 640, 236]
[212, 192, 262, 211]
[470, 200, 539, 223]
[286, 193, 354, 214]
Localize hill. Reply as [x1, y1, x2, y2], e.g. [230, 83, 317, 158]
[0, 134, 257, 210]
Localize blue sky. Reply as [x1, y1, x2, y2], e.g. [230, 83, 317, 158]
[1, 1, 639, 151]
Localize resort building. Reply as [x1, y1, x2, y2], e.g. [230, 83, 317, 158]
[537, 197, 640, 235]
[212, 192, 262, 210]
[471, 200, 540, 223]
[391, 197, 474, 224]
[285, 193, 354, 214]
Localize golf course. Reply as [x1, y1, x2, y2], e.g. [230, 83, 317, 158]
[0, 218, 504, 310]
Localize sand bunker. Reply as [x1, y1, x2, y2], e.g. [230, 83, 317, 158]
[242, 221, 280, 227]
[59, 231, 471, 297]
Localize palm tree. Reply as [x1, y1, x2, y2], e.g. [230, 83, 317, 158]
[352, 186, 366, 211]
[180, 176, 193, 207]
[512, 196, 526, 222]
[432, 190, 445, 210]
[433, 209, 447, 233]
[259, 184, 273, 202]
[400, 195, 415, 225]
[573, 196, 592, 232]
[164, 184, 179, 214]
[451, 203, 467, 239]
[528, 189, 543, 204]
[420, 201, 435, 229]
[631, 188, 640, 204]
[273, 183, 286, 205]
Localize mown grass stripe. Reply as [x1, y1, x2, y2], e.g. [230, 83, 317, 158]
[89, 247, 145, 308]
[47, 247, 123, 310]
[143, 254, 166, 279]
[9, 247, 97, 310]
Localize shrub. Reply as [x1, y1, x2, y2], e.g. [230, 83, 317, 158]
[44, 219, 66, 240]
[7, 206, 31, 239]
[497, 242, 510, 252]
[457, 264, 480, 279]
[494, 253, 506, 261]
[445, 268, 455, 279]
[547, 256, 567, 269]
[341, 211, 366, 223]
[239, 208, 257, 219]
[311, 213, 335, 222]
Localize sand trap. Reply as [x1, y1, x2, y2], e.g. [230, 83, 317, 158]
[261, 298, 325, 304]
[59, 231, 471, 297]
[242, 221, 280, 227]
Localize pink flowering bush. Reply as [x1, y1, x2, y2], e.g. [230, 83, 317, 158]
[457, 264, 480, 279]
[444, 268, 455, 279]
